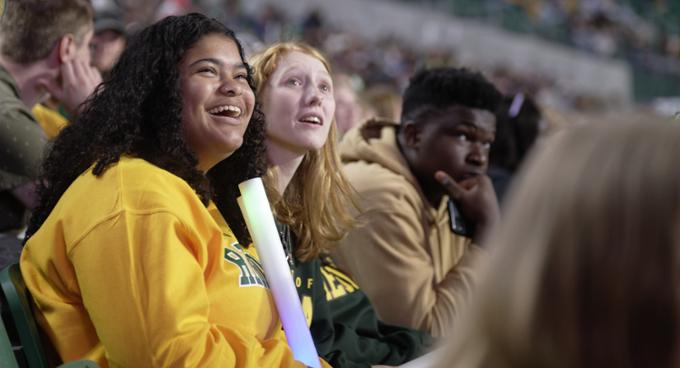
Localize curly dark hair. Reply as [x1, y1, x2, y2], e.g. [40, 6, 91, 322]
[25, 13, 266, 243]
[400, 67, 502, 124]
[207, 118, 267, 246]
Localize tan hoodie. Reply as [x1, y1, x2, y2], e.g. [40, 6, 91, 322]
[331, 119, 482, 337]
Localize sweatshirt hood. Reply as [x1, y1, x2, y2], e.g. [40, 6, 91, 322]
[339, 118, 420, 189]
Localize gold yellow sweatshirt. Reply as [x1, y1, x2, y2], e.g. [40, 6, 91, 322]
[20, 157, 309, 367]
[32, 104, 68, 140]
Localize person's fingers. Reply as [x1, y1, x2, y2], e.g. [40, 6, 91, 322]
[434, 170, 464, 201]
[77, 60, 96, 85]
[457, 176, 479, 190]
[79, 62, 101, 93]
[61, 60, 76, 86]
[80, 60, 95, 81]
[89, 65, 102, 85]
[37, 75, 60, 99]
[89, 66, 103, 87]
[458, 174, 492, 191]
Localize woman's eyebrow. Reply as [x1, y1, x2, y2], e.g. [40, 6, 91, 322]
[189, 58, 247, 70]
[281, 66, 331, 78]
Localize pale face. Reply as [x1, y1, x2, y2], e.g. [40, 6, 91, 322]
[74, 26, 94, 65]
[178, 33, 255, 171]
[90, 29, 126, 73]
[261, 51, 335, 157]
[334, 84, 361, 135]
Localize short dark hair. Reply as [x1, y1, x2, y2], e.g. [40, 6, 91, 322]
[1, 0, 93, 64]
[401, 67, 502, 123]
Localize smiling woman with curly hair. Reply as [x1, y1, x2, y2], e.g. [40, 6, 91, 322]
[19, 13, 318, 368]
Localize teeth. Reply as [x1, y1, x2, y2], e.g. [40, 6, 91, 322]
[301, 116, 321, 124]
[208, 105, 242, 116]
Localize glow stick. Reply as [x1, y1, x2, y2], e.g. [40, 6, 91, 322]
[237, 178, 321, 368]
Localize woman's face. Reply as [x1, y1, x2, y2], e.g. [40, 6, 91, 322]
[261, 51, 335, 157]
[178, 33, 255, 171]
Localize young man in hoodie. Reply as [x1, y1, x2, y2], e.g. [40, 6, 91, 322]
[331, 67, 502, 337]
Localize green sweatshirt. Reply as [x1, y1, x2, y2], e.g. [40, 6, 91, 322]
[280, 224, 434, 367]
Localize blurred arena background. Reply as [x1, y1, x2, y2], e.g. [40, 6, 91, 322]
[93, 0, 680, 122]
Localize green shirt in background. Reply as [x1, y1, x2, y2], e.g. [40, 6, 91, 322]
[281, 223, 435, 368]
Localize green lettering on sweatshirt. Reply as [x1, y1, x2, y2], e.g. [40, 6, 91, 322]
[224, 242, 269, 288]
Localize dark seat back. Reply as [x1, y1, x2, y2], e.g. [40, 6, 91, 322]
[0, 264, 48, 368]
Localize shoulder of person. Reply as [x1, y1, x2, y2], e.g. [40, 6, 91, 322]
[0, 99, 37, 125]
[73, 157, 207, 220]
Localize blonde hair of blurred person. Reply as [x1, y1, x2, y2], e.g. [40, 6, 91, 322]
[439, 118, 680, 368]
[333, 72, 364, 137]
[250, 42, 357, 262]
[363, 84, 402, 121]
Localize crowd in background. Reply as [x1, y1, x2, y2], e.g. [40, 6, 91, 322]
[91, 0, 680, 116]
[438, 0, 680, 60]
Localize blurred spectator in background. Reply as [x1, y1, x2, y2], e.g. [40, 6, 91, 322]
[91, 9, 128, 80]
[252, 4, 291, 45]
[218, 0, 258, 42]
[28, 6, 126, 142]
[439, 117, 680, 368]
[28, 7, 127, 142]
[29, 8, 125, 141]
[333, 73, 364, 137]
[301, 9, 325, 48]
[488, 93, 542, 203]
[0, 0, 99, 269]
[363, 84, 402, 122]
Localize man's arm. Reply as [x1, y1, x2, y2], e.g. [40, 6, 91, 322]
[332, 194, 481, 337]
[0, 109, 46, 217]
[0, 109, 47, 184]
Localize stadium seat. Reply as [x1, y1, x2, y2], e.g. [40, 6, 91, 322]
[0, 312, 19, 368]
[0, 264, 99, 368]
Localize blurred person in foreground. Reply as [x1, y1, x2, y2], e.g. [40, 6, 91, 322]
[332, 68, 502, 337]
[0, 0, 100, 266]
[439, 117, 680, 368]
[20, 13, 325, 367]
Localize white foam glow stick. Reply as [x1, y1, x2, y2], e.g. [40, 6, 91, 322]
[237, 178, 321, 368]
